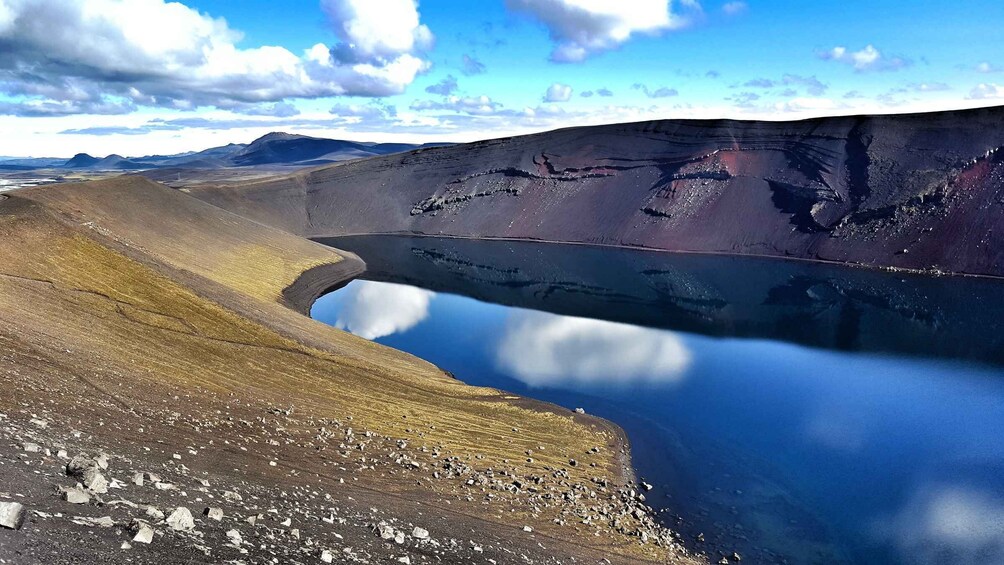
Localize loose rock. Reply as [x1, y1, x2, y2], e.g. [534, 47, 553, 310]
[166, 507, 195, 531]
[0, 502, 25, 530]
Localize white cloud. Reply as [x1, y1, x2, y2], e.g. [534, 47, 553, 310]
[721, 1, 747, 15]
[543, 83, 573, 102]
[495, 310, 691, 388]
[968, 83, 1004, 99]
[819, 44, 911, 72]
[0, 0, 432, 116]
[411, 95, 503, 115]
[506, 0, 697, 62]
[976, 61, 1001, 74]
[884, 485, 1004, 565]
[321, 0, 432, 63]
[335, 281, 434, 340]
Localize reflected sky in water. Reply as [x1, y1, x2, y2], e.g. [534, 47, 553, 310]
[313, 273, 1004, 565]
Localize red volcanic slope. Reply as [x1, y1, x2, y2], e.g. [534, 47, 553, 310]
[188, 106, 1004, 277]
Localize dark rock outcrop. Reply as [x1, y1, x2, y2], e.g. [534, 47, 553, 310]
[189, 106, 1004, 277]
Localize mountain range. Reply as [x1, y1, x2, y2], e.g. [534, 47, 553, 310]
[186, 105, 1004, 278]
[0, 132, 445, 170]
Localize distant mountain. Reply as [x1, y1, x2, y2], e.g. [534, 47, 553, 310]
[230, 132, 400, 166]
[63, 153, 101, 168]
[40, 134, 442, 171]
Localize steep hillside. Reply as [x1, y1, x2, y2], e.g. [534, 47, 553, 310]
[189, 106, 1004, 277]
[0, 178, 690, 563]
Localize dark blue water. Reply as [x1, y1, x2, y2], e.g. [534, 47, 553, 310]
[311, 236, 1004, 565]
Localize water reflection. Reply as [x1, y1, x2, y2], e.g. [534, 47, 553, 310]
[333, 280, 433, 339]
[311, 236, 1004, 565]
[496, 310, 691, 387]
[885, 485, 1004, 565]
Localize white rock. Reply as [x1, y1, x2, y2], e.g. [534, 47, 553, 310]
[132, 522, 154, 544]
[398, 557, 411, 564]
[22, 443, 41, 453]
[145, 506, 165, 522]
[86, 473, 109, 494]
[203, 507, 224, 521]
[394, 531, 405, 544]
[411, 526, 429, 540]
[0, 502, 25, 530]
[94, 454, 109, 470]
[320, 550, 334, 563]
[166, 507, 195, 531]
[131, 473, 144, 486]
[379, 524, 395, 540]
[523, 525, 533, 533]
[226, 529, 242, 545]
[62, 488, 90, 505]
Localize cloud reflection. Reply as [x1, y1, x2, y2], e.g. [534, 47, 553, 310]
[496, 310, 691, 387]
[885, 485, 1004, 564]
[335, 281, 434, 339]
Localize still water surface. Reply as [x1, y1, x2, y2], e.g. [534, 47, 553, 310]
[311, 235, 1004, 565]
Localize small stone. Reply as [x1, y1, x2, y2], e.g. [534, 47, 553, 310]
[166, 507, 195, 531]
[574, 408, 585, 414]
[131, 521, 154, 544]
[62, 487, 90, 505]
[203, 507, 224, 521]
[394, 531, 405, 544]
[146, 506, 165, 522]
[226, 529, 242, 545]
[378, 524, 395, 540]
[71, 516, 114, 528]
[523, 525, 533, 533]
[87, 473, 109, 494]
[94, 454, 109, 470]
[22, 443, 41, 453]
[120, 542, 132, 550]
[397, 557, 411, 564]
[0, 502, 25, 530]
[411, 527, 429, 540]
[320, 550, 334, 563]
[131, 473, 144, 486]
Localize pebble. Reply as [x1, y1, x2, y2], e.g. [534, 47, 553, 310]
[411, 526, 429, 540]
[203, 507, 224, 521]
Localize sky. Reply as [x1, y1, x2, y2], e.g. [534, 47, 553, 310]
[0, 0, 1003, 157]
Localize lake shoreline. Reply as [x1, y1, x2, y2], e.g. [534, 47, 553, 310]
[0, 178, 699, 564]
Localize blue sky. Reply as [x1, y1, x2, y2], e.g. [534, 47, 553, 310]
[1, 0, 1002, 156]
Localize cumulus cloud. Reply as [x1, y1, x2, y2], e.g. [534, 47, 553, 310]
[425, 75, 459, 96]
[329, 101, 397, 120]
[411, 95, 503, 115]
[819, 44, 911, 72]
[543, 83, 573, 102]
[334, 281, 434, 340]
[0, 0, 432, 116]
[233, 102, 301, 118]
[597, 87, 614, 97]
[968, 83, 1004, 99]
[461, 54, 486, 76]
[632, 83, 679, 98]
[506, 0, 698, 63]
[495, 311, 691, 388]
